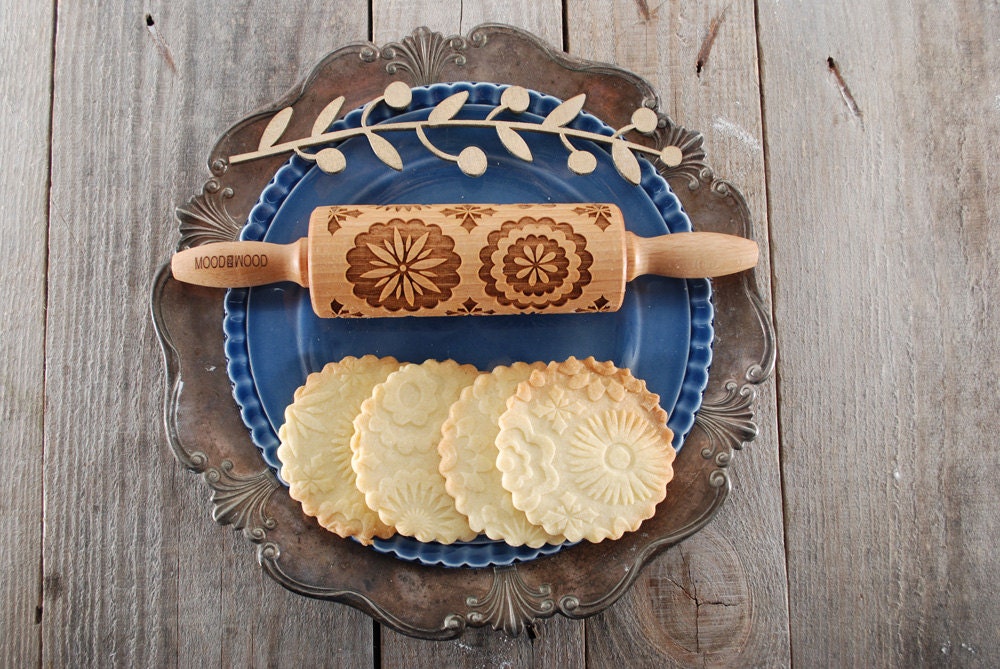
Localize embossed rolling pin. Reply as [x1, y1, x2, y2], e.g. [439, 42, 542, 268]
[171, 203, 758, 318]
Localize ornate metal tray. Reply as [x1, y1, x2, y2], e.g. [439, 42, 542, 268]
[151, 24, 774, 639]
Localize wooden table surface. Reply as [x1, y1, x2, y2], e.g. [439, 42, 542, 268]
[2, 1, 997, 666]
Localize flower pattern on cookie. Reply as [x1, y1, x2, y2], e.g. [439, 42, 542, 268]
[378, 473, 471, 543]
[346, 218, 461, 312]
[322, 434, 356, 482]
[568, 409, 674, 506]
[381, 371, 440, 433]
[498, 429, 560, 510]
[530, 384, 584, 434]
[539, 492, 599, 538]
[496, 357, 674, 543]
[352, 360, 480, 544]
[277, 356, 400, 544]
[479, 217, 592, 310]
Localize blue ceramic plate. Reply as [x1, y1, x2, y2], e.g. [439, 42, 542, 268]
[224, 82, 714, 567]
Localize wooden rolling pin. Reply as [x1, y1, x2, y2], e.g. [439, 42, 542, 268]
[171, 203, 757, 318]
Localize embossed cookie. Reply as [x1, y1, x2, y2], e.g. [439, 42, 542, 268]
[352, 359, 481, 544]
[277, 355, 401, 545]
[438, 362, 565, 548]
[496, 357, 675, 543]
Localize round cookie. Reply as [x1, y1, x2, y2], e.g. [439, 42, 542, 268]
[439, 362, 565, 548]
[496, 357, 675, 543]
[277, 355, 401, 545]
[352, 359, 480, 544]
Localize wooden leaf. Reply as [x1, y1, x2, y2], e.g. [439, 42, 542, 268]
[258, 107, 293, 150]
[428, 91, 469, 124]
[541, 93, 587, 128]
[311, 96, 345, 136]
[367, 133, 403, 170]
[496, 125, 532, 162]
[611, 140, 642, 185]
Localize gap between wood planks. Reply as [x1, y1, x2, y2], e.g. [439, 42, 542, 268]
[751, 0, 795, 663]
[35, 0, 59, 665]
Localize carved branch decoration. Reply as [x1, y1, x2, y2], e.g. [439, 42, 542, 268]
[228, 83, 684, 185]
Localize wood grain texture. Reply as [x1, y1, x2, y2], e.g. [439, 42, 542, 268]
[371, 4, 585, 664]
[757, 1, 1000, 665]
[41, 2, 372, 666]
[373, 0, 563, 48]
[0, 1, 53, 666]
[568, 1, 790, 666]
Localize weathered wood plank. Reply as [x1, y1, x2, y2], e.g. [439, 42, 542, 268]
[568, 1, 790, 666]
[381, 617, 585, 669]
[0, 1, 54, 666]
[41, 3, 372, 666]
[371, 3, 583, 665]
[373, 0, 563, 48]
[758, 0, 1000, 665]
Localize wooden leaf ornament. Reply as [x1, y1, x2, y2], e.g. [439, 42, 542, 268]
[312, 96, 345, 136]
[258, 107, 293, 151]
[542, 94, 587, 128]
[428, 91, 469, 124]
[612, 140, 642, 185]
[367, 133, 403, 170]
[496, 125, 532, 162]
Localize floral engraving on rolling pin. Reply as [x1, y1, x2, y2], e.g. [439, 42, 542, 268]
[479, 217, 592, 311]
[441, 204, 497, 232]
[571, 204, 616, 232]
[445, 297, 496, 316]
[346, 219, 461, 312]
[324, 206, 364, 234]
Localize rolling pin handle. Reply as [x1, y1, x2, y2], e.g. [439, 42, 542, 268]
[625, 231, 759, 281]
[170, 239, 309, 288]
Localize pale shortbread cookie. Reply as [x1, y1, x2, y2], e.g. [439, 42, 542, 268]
[352, 359, 480, 544]
[496, 357, 675, 543]
[277, 355, 400, 545]
[439, 362, 565, 548]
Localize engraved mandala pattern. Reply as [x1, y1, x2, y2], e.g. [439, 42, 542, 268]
[479, 217, 592, 310]
[346, 219, 461, 312]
